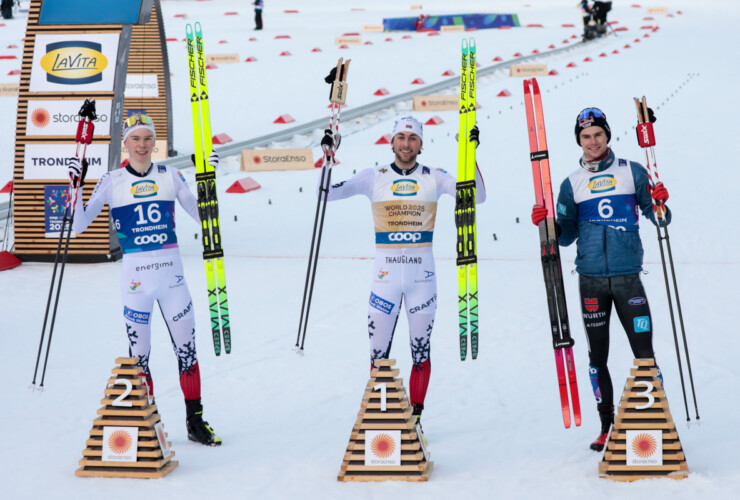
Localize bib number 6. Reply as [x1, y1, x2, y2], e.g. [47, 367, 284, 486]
[598, 198, 614, 219]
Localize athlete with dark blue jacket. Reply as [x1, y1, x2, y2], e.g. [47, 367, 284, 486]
[532, 108, 670, 451]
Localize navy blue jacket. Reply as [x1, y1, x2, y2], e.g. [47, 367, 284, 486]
[556, 150, 670, 277]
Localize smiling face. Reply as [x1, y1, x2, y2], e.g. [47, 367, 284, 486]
[124, 128, 155, 171]
[391, 132, 422, 169]
[579, 125, 608, 162]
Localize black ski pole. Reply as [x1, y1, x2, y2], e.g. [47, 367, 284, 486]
[33, 99, 96, 389]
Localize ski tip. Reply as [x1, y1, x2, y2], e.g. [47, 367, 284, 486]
[461, 38, 468, 50]
[468, 37, 476, 50]
[185, 23, 194, 35]
[531, 78, 540, 92]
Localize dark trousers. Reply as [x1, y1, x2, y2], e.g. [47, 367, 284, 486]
[1, 0, 13, 20]
[255, 9, 263, 30]
[579, 274, 655, 411]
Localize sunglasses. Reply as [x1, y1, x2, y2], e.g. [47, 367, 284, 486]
[124, 113, 154, 129]
[578, 108, 606, 121]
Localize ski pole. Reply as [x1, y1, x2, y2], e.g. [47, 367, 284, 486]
[33, 99, 97, 389]
[295, 59, 349, 353]
[634, 97, 698, 421]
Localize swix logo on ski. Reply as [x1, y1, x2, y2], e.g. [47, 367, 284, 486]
[124, 306, 150, 325]
[588, 175, 617, 193]
[634, 316, 651, 333]
[584, 298, 599, 312]
[40, 41, 107, 84]
[628, 297, 647, 306]
[391, 179, 419, 196]
[172, 301, 193, 322]
[134, 233, 168, 245]
[369, 292, 395, 315]
[130, 180, 159, 198]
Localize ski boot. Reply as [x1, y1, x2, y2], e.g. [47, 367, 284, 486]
[590, 405, 614, 451]
[186, 399, 222, 446]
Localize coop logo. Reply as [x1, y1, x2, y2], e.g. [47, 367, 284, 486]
[388, 232, 422, 242]
[588, 175, 617, 193]
[134, 233, 168, 245]
[369, 292, 395, 315]
[391, 179, 419, 196]
[40, 41, 108, 85]
[130, 180, 158, 198]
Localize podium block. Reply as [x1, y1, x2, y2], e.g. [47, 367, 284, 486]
[599, 358, 689, 481]
[338, 359, 433, 482]
[75, 357, 178, 478]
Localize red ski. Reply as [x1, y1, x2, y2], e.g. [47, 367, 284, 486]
[524, 78, 581, 428]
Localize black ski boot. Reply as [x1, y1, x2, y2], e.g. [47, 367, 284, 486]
[590, 404, 614, 451]
[186, 399, 222, 446]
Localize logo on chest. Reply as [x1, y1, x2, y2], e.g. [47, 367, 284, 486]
[587, 174, 617, 193]
[130, 180, 159, 198]
[391, 179, 419, 196]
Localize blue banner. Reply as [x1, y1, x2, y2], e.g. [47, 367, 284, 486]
[40, 0, 143, 25]
[383, 13, 520, 32]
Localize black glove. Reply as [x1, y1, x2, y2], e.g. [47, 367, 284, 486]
[321, 128, 341, 151]
[68, 157, 88, 188]
[646, 107, 656, 123]
[324, 67, 338, 84]
[469, 125, 480, 148]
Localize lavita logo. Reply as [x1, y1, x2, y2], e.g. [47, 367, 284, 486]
[40, 41, 108, 85]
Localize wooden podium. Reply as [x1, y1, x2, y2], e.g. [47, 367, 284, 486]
[75, 357, 177, 478]
[599, 358, 689, 481]
[338, 359, 433, 482]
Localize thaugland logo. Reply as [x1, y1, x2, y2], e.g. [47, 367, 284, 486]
[587, 174, 617, 193]
[130, 180, 158, 198]
[391, 179, 419, 196]
[40, 41, 108, 85]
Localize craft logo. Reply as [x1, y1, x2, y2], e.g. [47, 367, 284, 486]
[588, 175, 617, 193]
[378, 269, 389, 279]
[634, 316, 651, 333]
[626, 430, 662, 466]
[31, 107, 51, 128]
[130, 180, 158, 198]
[391, 179, 419, 196]
[40, 41, 108, 85]
[584, 298, 598, 312]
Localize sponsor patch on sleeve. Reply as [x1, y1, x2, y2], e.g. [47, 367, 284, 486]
[633, 316, 651, 333]
[158, 165, 166, 173]
[124, 306, 151, 325]
[558, 203, 567, 215]
[436, 168, 448, 174]
[619, 158, 627, 166]
[177, 171, 186, 183]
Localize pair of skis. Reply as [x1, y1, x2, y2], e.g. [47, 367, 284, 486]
[32, 99, 97, 389]
[456, 38, 479, 361]
[523, 78, 581, 428]
[294, 58, 350, 354]
[634, 97, 699, 421]
[186, 23, 231, 356]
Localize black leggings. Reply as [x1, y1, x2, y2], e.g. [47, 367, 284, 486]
[580, 274, 655, 409]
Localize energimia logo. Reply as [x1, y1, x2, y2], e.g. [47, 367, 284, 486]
[40, 41, 108, 85]
[388, 232, 422, 242]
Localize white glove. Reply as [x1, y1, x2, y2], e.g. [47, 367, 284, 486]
[207, 151, 219, 169]
[67, 157, 86, 187]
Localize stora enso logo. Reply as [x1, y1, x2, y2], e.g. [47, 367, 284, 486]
[391, 179, 419, 196]
[40, 41, 108, 85]
[587, 174, 617, 193]
[130, 180, 159, 198]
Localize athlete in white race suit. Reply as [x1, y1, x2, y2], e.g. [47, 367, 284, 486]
[322, 115, 486, 420]
[70, 114, 221, 445]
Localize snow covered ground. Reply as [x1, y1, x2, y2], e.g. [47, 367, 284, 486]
[0, 1, 737, 498]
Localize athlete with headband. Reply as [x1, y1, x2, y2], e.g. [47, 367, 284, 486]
[321, 115, 486, 425]
[69, 114, 222, 446]
[531, 107, 671, 451]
